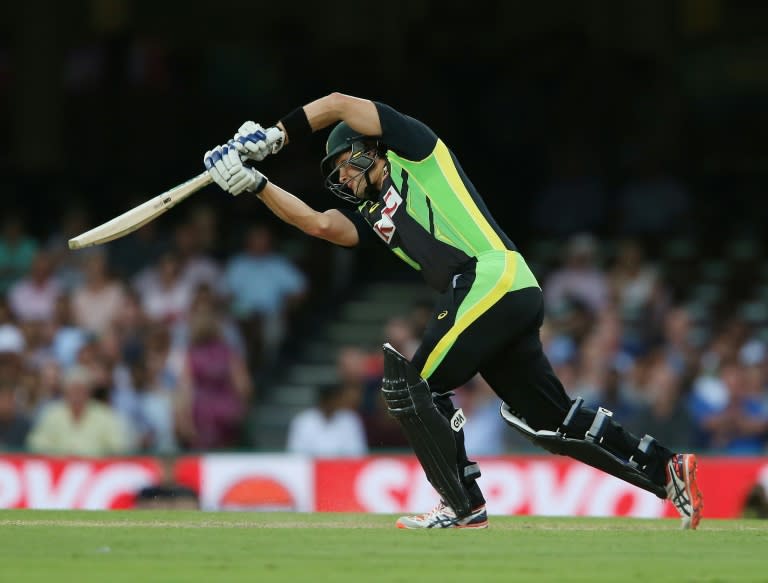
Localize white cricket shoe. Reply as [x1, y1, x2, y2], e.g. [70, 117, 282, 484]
[665, 453, 704, 530]
[396, 501, 488, 529]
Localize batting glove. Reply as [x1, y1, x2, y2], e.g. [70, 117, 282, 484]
[233, 121, 285, 161]
[203, 143, 268, 196]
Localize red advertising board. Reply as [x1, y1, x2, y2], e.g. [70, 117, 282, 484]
[0, 455, 161, 509]
[317, 455, 766, 518]
[0, 454, 765, 518]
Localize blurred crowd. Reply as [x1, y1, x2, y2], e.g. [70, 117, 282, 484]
[1, 194, 767, 460]
[0, 206, 310, 456]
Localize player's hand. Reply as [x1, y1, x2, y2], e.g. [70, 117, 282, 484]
[233, 122, 285, 161]
[203, 143, 267, 196]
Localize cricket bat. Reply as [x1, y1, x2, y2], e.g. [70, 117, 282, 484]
[68, 127, 283, 250]
[68, 172, 213, 249]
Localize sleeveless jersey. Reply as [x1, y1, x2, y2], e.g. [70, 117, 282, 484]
[342, 102, 539, 294]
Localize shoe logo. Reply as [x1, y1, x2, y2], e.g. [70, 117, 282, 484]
[437, 310, 448, 320]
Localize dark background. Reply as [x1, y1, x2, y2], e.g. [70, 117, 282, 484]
[2, 0, 766, 255]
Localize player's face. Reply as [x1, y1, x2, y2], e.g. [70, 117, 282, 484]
[335, 150, 384, 198]
[335, 151, 361, 194]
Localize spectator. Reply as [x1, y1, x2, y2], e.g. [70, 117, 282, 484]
[18, 319, 53, 371]
[111, 322, 181, 455]
[0, 381, 31, 451]
[21, 359, 61, 421]
[223, 223, 308, 372]
[543, 233, 609, 316]
[170, 283, 245, 357]
[569, 307, 641, 414]
[26, 364, 136, 456]
[286, 382, 367, 457]
[0, 322, 25, 384]
[126, 355, 179, 454]
[383, 315, 419, 360]
[70, 249, 127, 336]
[626, 358, 695, 451]
[454, 375, 508, 456]
[73, 336, 114, 404]
[579, 355, 640, 426]
[133, 250, 195, 325]
[332, 344, 378, 418]
[688, 359, 768, 454]
[552, 296, 598, 349]
[171, 220, 225, 298]
[565, 329, 606, 404]
[175, 297, 253, 451]
[111, 287, 151, 364]
[607, 239, 663, 313]
[698, 315, 752, 378]
[48, 293, 90, 370]
[7, 250, 62, 323]
[0, 213, 38, 295]
[606, 238, 669, 351]
[660, 305, 701, 384]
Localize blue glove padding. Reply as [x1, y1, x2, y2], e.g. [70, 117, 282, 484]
[233, 122, 285, 161]
[203, 142, 267, 196]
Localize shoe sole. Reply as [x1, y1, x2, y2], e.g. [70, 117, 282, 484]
[455, 519, 488, 529]
[395, 510, 489, 530]
[683, 454, 704, 530]
[396, 520, 489, 529]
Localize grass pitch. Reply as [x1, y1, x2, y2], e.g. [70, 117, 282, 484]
[0, 511, 766, 582]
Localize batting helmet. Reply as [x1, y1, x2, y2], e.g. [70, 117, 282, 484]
[321, 122, 371, 177]
[321, 122, 383, 203]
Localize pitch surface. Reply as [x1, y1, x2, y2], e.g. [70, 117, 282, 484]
[1, 510, 765, 582]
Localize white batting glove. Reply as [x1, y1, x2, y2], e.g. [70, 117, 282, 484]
[203, 142, 268, 196]
[233, 122, 285, 161]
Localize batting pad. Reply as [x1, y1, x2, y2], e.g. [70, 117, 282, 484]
[500, 403, 667, 499]
[381, 343, 472, 518]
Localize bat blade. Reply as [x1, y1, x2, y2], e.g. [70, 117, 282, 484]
[68, 172, 213, 250]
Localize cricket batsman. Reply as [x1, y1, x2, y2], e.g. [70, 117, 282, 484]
[203, 92, 703, 529]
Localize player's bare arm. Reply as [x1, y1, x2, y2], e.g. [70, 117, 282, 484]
[278, 93, 382, 143]
[256, 182, 359, 247]
[203, 94, 379, 246]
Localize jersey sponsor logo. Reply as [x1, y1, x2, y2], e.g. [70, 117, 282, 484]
[368, 202, 380, 213]
[373, 186, 402, 244]
[437, 310, 448, 319]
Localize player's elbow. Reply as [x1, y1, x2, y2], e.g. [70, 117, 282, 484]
[327, 93, 377, 125]
[304, 212, 357, 247]
[303, 213, 334, 240]
[327, 92, 351, 115]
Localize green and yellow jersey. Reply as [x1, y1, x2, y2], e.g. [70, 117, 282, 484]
[341, 102, 539, 294]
